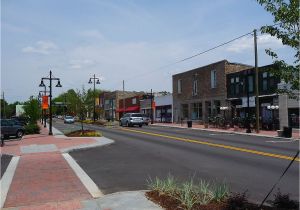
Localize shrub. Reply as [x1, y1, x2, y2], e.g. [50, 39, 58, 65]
[225, 191, 249, 210]
[147, 174, 178, 196]
[24, 123, 40, 134]
[211, 181, 229, 202]
[195, 179, 213, 205]
[177, 179, 198, 210]
[268, 190, 299, 210]
[80, 131, 102, 137]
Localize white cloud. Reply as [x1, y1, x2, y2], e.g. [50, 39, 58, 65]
[79, 30, 105, 39]
[22, 41, 58, 54]
[226, 34, 283, 53]
[69, 59, 96, 69]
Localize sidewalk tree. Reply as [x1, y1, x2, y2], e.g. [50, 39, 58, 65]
[257, 0, 299, 98]
[23, 97, 40, 124]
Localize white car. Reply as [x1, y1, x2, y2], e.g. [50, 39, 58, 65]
[64, 116, 75, 124]
[119, 113, 143, 127]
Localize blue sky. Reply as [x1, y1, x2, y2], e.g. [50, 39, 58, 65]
[1, 0, 294, 102]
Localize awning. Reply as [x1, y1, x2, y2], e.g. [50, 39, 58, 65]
[116, 106, 140, 112]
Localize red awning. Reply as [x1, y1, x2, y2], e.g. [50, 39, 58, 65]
[116, 106, 140, 112]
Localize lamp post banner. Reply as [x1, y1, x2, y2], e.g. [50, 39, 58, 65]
[42, 95, 49, 109]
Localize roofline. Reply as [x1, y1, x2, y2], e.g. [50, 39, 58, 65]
[172, 59, 252, 77]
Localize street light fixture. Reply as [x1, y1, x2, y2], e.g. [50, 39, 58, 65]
[88, 74, 101, 122]
[39, 70, 62, 135]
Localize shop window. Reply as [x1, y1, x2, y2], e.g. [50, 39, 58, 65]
[230, 77, 235, 96]
[192, 103, 202, 120]
[248, 75, 254, 93]
[132, 98, 136, 104]
[262, 72, 268, 91]
[178, 79, 182, 94]
[192, 79, 198, 96]
[181, 104, 189, 119]
[211, 70, 217, 88]
[235, 76, 240, 94]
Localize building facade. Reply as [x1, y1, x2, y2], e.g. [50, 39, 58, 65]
[226, 65, 281, 130]
[99, 91, 143, 120]
[172, 60, 251, 123]
[154, 93, 172, 123]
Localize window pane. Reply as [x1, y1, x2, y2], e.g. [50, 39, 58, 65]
[178, 79, 182, 93]
[248, 75, 254, 92]
[263, 72, 268, 78]
[211, 70, 216, 88]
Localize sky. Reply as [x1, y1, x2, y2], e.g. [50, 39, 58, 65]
[1, 0, 295, 103]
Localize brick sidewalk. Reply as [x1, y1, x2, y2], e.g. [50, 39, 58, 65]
[153, 123, 300, 139]
[1, 123, 98, 210]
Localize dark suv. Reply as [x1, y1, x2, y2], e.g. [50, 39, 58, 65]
[1, 119, 25, 139]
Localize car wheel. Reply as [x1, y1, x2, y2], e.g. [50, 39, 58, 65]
[16, 130, 24, 138]
[126, 121, 129, 127]
[139, 124, 142, 127]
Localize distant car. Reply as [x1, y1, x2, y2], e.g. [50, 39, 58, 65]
[1, 119, 25, 139]
[64, 116, 75, 124]
[142, 114, 151, 125]
[119, 113, 143, 127]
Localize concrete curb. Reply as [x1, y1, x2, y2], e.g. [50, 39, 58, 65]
[0, 156, 20, 208]
[60, 136, 114, 153]
[62, 153, 103, 198]
[151, 124, 299, 140]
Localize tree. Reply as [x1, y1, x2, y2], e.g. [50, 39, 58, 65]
[23, 97, 40, 124]
[257, 0, 299, 97]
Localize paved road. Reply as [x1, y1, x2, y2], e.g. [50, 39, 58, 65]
[1, 154, 12, 178]
[53, 119, 299, 203]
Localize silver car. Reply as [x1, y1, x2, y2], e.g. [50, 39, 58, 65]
[119, 113, 143, 127]
[64, 116, 75, 124]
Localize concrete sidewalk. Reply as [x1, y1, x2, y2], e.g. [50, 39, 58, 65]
[0, 123, 161, 210]
[152, 122, 300, 139]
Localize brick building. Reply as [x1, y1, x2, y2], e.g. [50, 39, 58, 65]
[172, 60, 251, 123]
[99, 91, 144, 120]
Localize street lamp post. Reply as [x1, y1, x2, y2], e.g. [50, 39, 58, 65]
[88, 74, 101, 122]
[39, 70, 62, 135]
[267, 105, 279, 130]
[38, 90, 50, 128]
[245, 70, 251, 133]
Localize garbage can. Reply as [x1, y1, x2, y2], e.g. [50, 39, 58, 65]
[187, 120, 192, 128]
[283, 126, 292, 138]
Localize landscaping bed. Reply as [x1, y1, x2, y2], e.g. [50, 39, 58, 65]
[65, 130, 102, 137]
[145, 175, 298, 210]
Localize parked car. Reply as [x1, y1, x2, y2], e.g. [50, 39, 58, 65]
[142, 114, 151, 125]
[119, 113, 143, 127]
[11, 116, 28, 126]
[64, 116, 75, 124]
[1, 119, 25, 139]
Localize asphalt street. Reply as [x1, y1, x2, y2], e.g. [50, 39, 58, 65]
[1, 154, 12, 178]
[53, 119, 299, 203]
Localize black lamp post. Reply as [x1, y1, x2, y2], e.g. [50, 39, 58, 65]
[39, 70, 62, 135]
[38, 90, 50, 128]
[88, 74, 101, 122]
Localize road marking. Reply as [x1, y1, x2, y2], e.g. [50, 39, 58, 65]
[266, 140, 296, 143]
[121, 128, 300, 162]
[0, 156, 20, 208]
[209, 133, 235, 136]
[63, 153, 103, 198]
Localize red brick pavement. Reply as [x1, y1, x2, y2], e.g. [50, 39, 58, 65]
[4, 153, 91, 208]
[1, 122, 99, 209]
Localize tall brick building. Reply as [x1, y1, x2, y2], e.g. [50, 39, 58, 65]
[172, 60, 251, 123]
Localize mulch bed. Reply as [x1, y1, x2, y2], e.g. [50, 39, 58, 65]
[146, 191, 274, 210]
[65, 130, 96, 137]
[146, 191, 226, 210]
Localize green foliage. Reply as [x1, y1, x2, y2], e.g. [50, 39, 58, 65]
[177, 179, 199, 210]
[225, 191, 249, 210]
[257, 0, 299, 96]
[195, 179, 213, 205]
[24, 123, 40, 134]
[80, 131, 102, 137]
[211, 181, 229, 202]
[267, 190, 299, 209]
[23, 97, 40, 124]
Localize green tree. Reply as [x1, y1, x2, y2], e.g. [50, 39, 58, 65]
[257, 0, 299, 97]
[23, 97, 40, 124]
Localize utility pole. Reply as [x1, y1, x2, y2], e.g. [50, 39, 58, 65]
[123, 80, 125, 117]
[2, 92, 5, 118]
[254, 29, 260, 133]
[150, 89, 153, 124]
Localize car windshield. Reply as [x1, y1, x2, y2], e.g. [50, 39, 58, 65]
[65, 116, 73, 119]
[132, 114, 142, 117]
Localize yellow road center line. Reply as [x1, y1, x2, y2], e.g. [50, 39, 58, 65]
[121, 128, 300, 162]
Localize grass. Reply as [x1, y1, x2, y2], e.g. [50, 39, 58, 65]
[147, 176, 229, 210]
